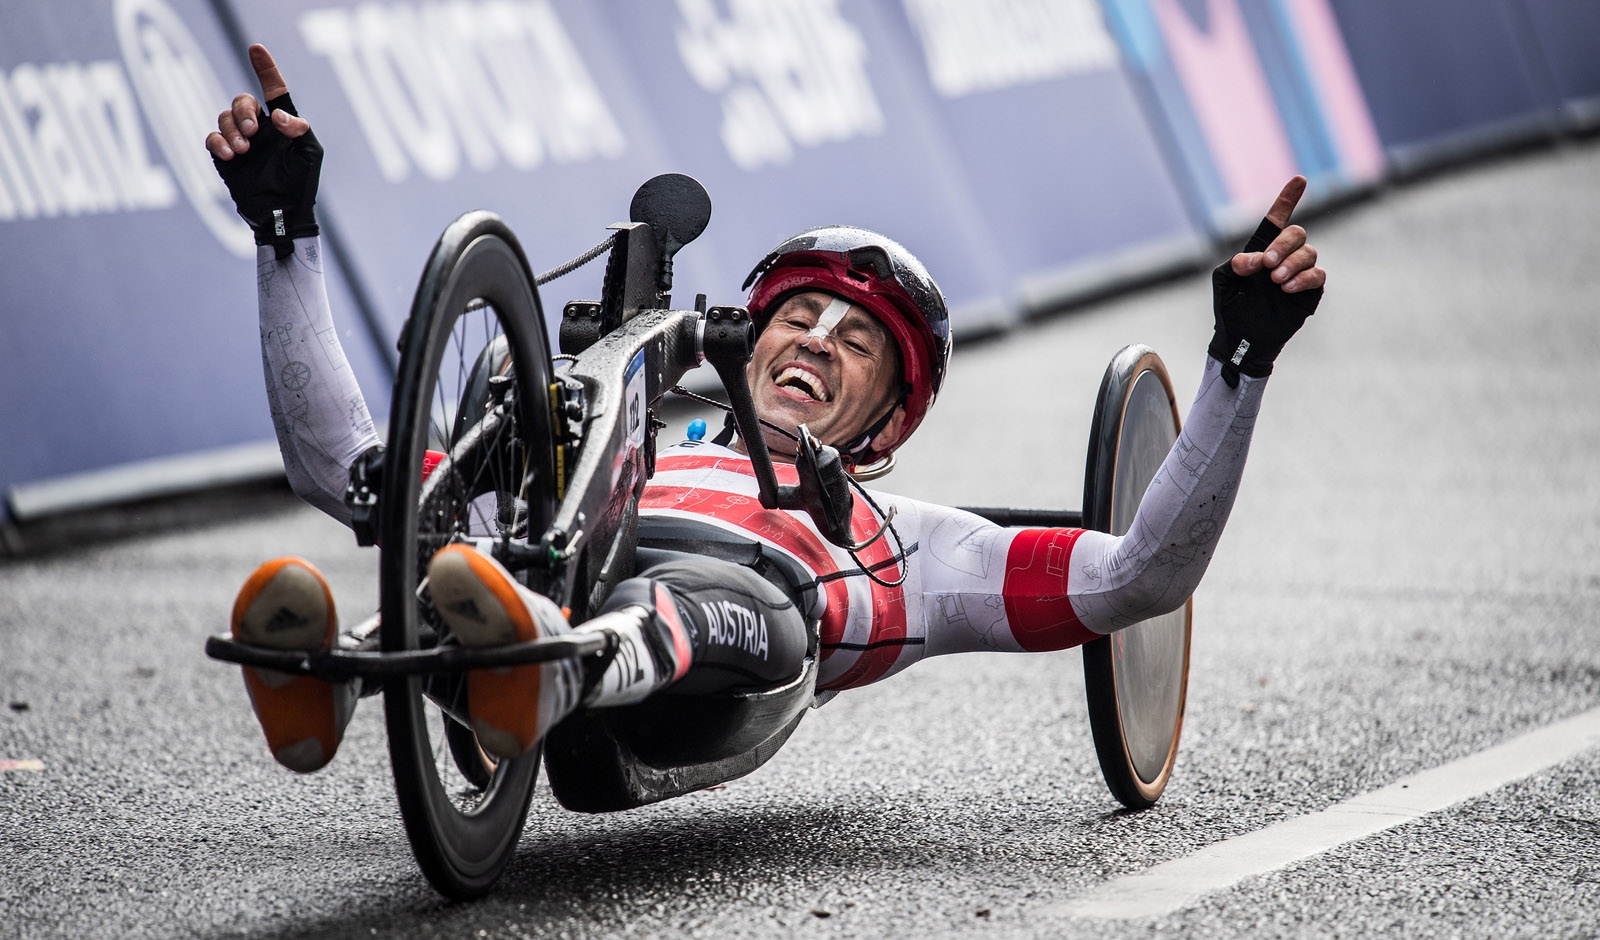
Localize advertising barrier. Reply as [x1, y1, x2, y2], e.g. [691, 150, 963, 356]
[593, 0, 1015, 331]
[877, 0, 1208, 315]
[1327, 0, 1560, 174]
[1512, 0, 1600, 130]
[5, 0, 1594, 526]
[1099, 0, 1385, 235]
[220, 0, 704, 338]
[0, 0, 391, 522]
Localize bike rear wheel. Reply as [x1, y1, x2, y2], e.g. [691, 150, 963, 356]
[1081, 345, 1192, 810]
[380, 212, 558, 899]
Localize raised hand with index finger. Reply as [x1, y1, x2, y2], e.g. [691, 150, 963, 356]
[1208, 176, 1326, 387]
[208, 45, 323, 260]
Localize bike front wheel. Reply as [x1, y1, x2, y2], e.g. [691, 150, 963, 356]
[380, 212, 558, 899]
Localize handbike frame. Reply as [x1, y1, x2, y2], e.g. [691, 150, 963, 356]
[207, 205, 825, 812]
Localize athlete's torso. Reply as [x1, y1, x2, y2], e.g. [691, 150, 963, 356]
[641, 441, 1097, 690]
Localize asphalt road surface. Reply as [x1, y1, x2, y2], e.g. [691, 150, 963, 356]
[4, 140, 1599, 939]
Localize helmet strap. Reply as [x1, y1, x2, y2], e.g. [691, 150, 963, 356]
[843, 386, 910, 458]
[712, 396, 901, 463]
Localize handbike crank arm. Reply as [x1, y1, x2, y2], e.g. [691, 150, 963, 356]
[203, 631, 609, 681]
[699, 307, 858, 548]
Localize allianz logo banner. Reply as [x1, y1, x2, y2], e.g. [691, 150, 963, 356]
[0, 0, 1141, 276]
[0, 0, 255, 256]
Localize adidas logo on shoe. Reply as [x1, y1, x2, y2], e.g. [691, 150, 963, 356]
[263, 605, 313, 633]
[444, 597, 485, 623]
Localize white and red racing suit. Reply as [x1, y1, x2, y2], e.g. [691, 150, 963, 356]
[255, 237, 1263, 699]
[639, 351, 1258, 694]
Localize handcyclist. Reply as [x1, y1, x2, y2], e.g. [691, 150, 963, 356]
[209, 45, 1325, 773]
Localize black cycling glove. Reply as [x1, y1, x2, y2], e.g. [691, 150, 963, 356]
[1208, 217, 1322, 387]
[212, 93, 322, 260]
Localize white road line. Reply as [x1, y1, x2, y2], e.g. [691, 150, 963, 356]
[1063, 705, 1600, 920]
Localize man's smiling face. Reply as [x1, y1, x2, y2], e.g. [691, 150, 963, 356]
[745, 290, 905, 458]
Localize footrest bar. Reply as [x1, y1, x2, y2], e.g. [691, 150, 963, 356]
[204, 632, 609, 680]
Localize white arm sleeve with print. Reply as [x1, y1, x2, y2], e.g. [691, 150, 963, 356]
[256, 238, 381, 526]
[1064, 355, 1265, 633]
[895, 355, 1267, 668]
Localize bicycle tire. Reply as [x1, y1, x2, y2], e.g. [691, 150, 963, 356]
[1081, 345, 1192, 810]
[380, 211, 558, 899]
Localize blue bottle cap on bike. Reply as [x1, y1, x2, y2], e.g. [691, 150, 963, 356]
[687, 418, 707, 442]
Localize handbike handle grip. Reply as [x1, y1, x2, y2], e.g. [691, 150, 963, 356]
[699, 306, 780, 488]
[698, 307, 857, 547]
[789, 426, 855, 547]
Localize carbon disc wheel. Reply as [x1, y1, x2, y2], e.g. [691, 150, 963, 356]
[1081, 345, 1192, 810]
[380, 212, 557, 899]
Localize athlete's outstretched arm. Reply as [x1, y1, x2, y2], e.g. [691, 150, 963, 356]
[210, 45, 379, 526]
[869, 179, 1325, 682]
[253, 239, 380, 525]
[1063, 356, 1261, 632]
[1064, 177, 1324, 632]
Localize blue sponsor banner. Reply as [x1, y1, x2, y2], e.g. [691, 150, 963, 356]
[873, 0, 1206, 313]
[1328, 0, 1557, 170]
[592, 0, 1015, 332]
[0, 0, 390, 519]
[1511, 0, 1600, 129]
[7, 0, 1593, 523]
[1100, 0, 1386, 234]
[222, 0, 718, 340]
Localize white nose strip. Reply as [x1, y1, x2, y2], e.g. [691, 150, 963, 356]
[802, 297, 852, 353]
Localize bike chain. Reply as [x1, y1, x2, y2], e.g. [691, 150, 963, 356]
[536, 233, 617, 286]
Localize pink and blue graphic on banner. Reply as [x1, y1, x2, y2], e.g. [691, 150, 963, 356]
[1100, 0, 1382, 231]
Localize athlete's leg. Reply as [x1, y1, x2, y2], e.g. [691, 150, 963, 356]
[599, 555, 808, 696]
[429, 547, 809, 758]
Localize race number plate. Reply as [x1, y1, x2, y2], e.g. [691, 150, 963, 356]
[624, 348, 646, 451]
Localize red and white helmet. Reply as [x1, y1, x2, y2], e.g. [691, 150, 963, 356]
[743, 225, 951, 465]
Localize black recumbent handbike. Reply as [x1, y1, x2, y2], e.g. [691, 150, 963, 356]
[207, 174, 1191, 900]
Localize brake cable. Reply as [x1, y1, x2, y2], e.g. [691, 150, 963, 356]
[842, 482, 907, 587]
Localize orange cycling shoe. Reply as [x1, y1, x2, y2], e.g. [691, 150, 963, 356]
[231, 557, 354, 773]
[427, 545, 582, 760]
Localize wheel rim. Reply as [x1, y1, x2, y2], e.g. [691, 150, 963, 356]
[1107, 368, 1190, 786]
[381, 217, 555, 899]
